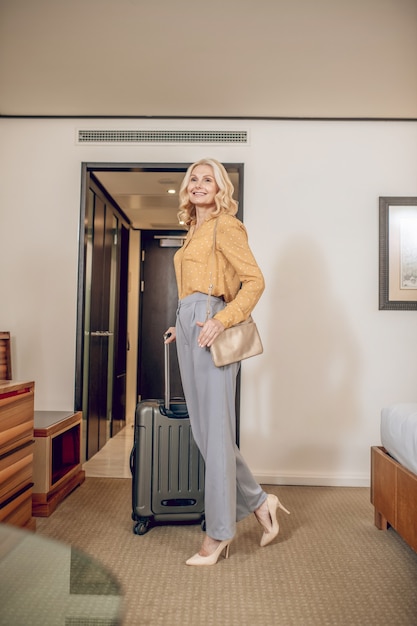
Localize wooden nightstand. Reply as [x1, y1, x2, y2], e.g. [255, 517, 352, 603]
[32, 411, 85, 517]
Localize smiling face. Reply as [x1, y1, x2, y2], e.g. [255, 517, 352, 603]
[187, 164, 219, 212]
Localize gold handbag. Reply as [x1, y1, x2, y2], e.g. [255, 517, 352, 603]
[207, 220, 263, 367]
[210, 316, 263, 367]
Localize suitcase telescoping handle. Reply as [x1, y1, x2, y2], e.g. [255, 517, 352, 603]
[162, 333, 188, 419]
[163, 333, 171, 410]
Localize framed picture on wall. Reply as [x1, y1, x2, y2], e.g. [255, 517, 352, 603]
[379, 196, 417, 310]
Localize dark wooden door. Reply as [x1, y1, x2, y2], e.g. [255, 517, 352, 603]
[82, 178, 129, 459]
[85, 190, 112, 458]
[138, 231, 185, 402]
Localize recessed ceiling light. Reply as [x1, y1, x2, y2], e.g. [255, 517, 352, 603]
[167, 189, 176, 194]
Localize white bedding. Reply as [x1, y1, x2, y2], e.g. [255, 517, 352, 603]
[381, 403, 417, 476]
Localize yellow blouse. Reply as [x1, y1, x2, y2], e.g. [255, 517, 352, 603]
[174, 214, 265, 328]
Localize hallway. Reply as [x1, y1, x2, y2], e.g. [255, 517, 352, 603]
[83, 423, 134, 479]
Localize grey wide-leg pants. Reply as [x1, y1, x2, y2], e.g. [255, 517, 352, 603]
[176, 292, 266, 541]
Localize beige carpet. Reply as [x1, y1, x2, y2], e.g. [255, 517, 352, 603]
[36, 479, 417, 626]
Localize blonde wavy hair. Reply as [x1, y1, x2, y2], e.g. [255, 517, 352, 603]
[178, 158, 238, 227]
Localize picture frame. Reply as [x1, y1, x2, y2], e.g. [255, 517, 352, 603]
[379, 197, 417, 310]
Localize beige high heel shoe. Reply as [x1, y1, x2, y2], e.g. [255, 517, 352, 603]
[185, 539, 232, 566]
[257, 493, 290, 547]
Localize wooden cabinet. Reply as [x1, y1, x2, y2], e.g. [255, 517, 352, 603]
[32, 411, 85, 517]
[0, 380, 35, 530]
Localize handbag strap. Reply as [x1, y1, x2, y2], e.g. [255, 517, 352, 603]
[206, 219, 219, 321]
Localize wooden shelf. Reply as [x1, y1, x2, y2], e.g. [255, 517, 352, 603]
[32, 411, 85, 517]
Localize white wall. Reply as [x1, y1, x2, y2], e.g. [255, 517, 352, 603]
[1, 117, 417, 486]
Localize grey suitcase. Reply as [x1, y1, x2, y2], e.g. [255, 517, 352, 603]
[130, 338, 205, 535]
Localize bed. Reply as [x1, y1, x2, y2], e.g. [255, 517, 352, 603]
[371, 403, 417, 553]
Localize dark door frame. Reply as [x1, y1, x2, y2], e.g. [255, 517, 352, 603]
[75, 162, 244, 443]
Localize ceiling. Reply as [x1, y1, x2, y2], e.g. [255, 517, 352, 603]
[93, 169, 240, 231]
[94, 170, 186, 231]
[1, 1, 416, 119]
[1, 1, 416, 230]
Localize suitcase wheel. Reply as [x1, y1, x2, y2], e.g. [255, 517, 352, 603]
[201, 518, 206, 531]
[133, 519, 152, 535]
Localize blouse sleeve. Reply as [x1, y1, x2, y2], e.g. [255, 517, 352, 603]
[213, 216, 265, 328]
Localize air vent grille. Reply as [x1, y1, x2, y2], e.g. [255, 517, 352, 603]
[77, 129, 248, 144]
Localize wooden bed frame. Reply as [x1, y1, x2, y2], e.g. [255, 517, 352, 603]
[371, 446, 417, 553]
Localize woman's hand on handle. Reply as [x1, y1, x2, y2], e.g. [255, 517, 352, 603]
[196, 318, 225, 348]
[163, 327, 176, 343]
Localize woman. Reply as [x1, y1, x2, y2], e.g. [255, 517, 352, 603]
[165, 158, 289, 566]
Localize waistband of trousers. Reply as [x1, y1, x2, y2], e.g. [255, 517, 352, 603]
[177, 292, 224, 309]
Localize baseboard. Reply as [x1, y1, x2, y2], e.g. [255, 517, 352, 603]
[255, 472, 370, 488]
